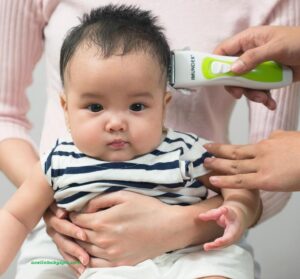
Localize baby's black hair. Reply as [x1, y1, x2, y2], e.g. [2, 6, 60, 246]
[60, 4, 171, 85]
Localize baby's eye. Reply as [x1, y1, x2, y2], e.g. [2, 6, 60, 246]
[87, 104, 103, 112]
[129, 103, 145, 112]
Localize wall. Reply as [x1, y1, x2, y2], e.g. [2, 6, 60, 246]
[1, 57, 299, 279]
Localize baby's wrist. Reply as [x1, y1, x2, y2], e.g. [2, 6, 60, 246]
[222, 200, 251, 226]
[222, 190, 261, 228]
[223, 200, 247, 213]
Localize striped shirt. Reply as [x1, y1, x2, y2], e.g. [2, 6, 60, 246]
[42, 130, 212, 211]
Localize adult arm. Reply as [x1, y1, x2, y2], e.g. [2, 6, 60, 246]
[226, 0, 300, 223]
[0, 0, 45, 184]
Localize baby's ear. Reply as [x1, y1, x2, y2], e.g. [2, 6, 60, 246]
[164, 91, 172, 105]
[60, 92, 70, 130]
[162, 91, 172, 123]
[60, 92, 67, 111]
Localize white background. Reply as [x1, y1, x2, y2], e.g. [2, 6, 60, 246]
[1, 57, 300, 278]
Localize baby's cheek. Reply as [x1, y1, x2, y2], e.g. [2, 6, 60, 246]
[72, 127, 99, 153]
[135, 130, 162, 154]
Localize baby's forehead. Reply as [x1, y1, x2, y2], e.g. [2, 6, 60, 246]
[65, 43, 167, 84]
[73, 42, 160, 63]
[63, 47, 167, 92]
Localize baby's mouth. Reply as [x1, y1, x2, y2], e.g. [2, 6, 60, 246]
[108, 139, 128, 149]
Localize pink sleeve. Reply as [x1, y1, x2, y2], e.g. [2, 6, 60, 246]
[248, 0, 300, 222]
[0, 0, 46, 146]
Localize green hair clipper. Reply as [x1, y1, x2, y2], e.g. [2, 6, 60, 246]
[169, 50, 293, 90]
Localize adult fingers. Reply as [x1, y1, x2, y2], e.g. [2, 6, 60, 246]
[58, 249, 85, 276]
[75, 239, 134, 267]
[230, 44, 273, 73]
[75, 239, 110, 259]
[49, 202, 68, 218]
[224, 86, 243, 99]
[214, 28, 273, 73]
[69, 211, 97, 230]
[204, 143, 256, 160]
[243, 90, 276, 110]
[82, 191, 124, 213]
[225, 86, 276, 110]
[204, 157, 257, 175]
[47, 227, 90, 267]
[43, 209, 87, 241]
[208, 173, 260, 190]
[213, 30, 251, 56]
[292, 65, 300, 82]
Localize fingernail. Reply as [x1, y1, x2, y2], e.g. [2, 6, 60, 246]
[204, 157, 213, 163]
[230, 87, 243, 99]
[231, 60, 246, 73]
[209, 176, 219, 184]
[252, 95, 265, 103]
[203, 143, 212, 150]
[57, 210, 65, 218]
[76, 231, 84, 241]
[69, 212, 76, 220]
[78, 266, 85, 274]
[79, 256, 86, 265]
[267, 100, 277, 110]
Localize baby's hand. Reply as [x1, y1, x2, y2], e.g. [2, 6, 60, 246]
[198, 205, 246, 251]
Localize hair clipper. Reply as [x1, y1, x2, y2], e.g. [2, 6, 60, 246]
[169, 50, 293, 90]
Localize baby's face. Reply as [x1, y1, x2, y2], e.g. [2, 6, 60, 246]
[62, 46, 170, 161]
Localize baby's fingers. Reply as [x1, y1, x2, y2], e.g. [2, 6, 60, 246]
[203, 237, 227, 251]
[198, 207, 228, 221]
[203, 232, 234, 251]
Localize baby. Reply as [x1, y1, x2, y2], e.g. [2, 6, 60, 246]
[0, 4, 260, 279]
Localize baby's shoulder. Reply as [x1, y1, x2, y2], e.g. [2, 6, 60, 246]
[166, 129, 210, 148]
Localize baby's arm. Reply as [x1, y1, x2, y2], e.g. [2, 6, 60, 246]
[198, 174, 262, 251]
[0, 162, 53, 274]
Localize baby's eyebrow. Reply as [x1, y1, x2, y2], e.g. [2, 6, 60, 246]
[80, 92, 104, 99]
[129, 92, 154, 99]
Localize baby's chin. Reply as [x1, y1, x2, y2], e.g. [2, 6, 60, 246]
[95, 151, 141, 162]
[86, 146, 154, 162]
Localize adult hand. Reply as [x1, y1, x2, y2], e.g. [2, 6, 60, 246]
[45, 191, 223, 273]
[43, 203, 90, 276]
[214, 26, 300, 110]
[203, 130, 300, 192]
[69, 191, 187, 267]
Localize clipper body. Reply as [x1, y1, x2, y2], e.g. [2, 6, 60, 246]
[169, 50, 293, 90]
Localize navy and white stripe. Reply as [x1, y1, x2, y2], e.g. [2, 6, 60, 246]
[42, 129, 212, 211]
